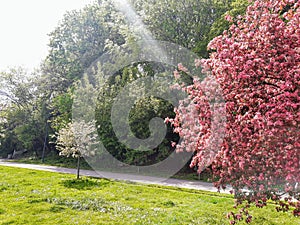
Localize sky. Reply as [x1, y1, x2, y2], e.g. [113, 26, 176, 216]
[0, 0, 94, 72]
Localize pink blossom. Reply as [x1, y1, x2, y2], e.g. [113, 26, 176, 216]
[168, 0, 300, 223]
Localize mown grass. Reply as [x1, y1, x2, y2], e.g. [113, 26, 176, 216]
[0, 166, 299, 225]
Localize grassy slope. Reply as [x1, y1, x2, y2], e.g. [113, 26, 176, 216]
[0, 166, 299, 225]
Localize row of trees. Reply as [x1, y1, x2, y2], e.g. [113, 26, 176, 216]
[0, 0, 245, 163]
[1, 0, 298, 223]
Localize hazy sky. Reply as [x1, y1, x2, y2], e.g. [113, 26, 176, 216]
[0, 0, 93, 72]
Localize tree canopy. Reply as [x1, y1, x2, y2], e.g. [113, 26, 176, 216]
[0, 0, 299, 222]
[168, 0, 300, 222]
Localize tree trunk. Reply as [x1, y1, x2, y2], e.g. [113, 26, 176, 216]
[41, 122, 49, 163]
[77, 156, 80, 179]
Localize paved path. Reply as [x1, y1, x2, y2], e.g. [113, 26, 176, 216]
[0, 159, 230, 194]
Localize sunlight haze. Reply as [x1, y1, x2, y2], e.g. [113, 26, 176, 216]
[0, 0, 93, 71]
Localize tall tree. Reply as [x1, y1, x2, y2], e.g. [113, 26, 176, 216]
[169, 0, 300, 223]
[130, 0, 234, 56]
[41, 1, 126, 93]
[40, 1, 130, 136]
[0, 68, 51, 157]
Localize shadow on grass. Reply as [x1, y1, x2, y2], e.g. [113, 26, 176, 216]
[49, 205, 66, 213]
[0, 208, 5, 214]
[61, 178, 110, 190]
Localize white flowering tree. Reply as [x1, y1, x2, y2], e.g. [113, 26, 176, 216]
[55, 120, 99, 179]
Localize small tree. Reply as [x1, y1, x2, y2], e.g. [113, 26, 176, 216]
[55, 120, 98, 179]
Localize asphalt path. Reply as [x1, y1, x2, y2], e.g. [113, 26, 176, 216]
[0, 159, 230, 194]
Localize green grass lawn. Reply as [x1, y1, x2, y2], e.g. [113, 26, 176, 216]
[0, 166, 298, 225]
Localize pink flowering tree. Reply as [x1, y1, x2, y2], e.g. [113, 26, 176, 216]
[168, 0, 300, 223]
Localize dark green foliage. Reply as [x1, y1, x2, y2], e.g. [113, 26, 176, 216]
[131, 0, 235, 57]
[95, 63, 179, 166]
[0, 68, 53, 158]
[194, 0, 250, 56]
[49, 89, 73, 132]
